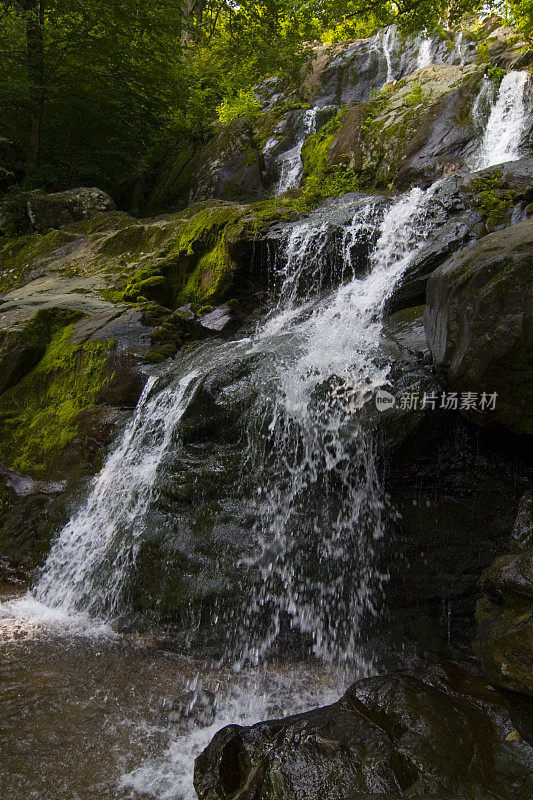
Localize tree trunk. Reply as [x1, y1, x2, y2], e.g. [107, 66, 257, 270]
[25, 0, 45, 182]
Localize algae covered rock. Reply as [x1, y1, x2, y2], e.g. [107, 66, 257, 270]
[195, 660, 532, 800]
[424, 218, 533, 435]
[327, 64, 482, 189]
[189, 118, 264, 204]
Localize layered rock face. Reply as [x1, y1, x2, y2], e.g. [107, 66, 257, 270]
[425, 218, 533, 435]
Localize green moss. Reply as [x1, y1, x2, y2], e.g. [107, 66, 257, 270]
[486, 65, 506, 86]
[301, 109, 346, 179]
[253, 106, 286, 150]
[0, 323, 109, 477]
[177, 237, 235, 306]
[360, 82, 396, 137]
[0, 230, 78, 293]
[405, 81, 425, 106]
[470, 169, 517, 228]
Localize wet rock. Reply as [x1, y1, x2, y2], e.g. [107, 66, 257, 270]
[26, 188, 115, 233]
[424, 218, 533, 435]
[261, 107, 336, 191]
[0, 465, 66, 498]
[387, 210, 482, 314]
[309, 38, 390, 107]
[512, 489, 533, 552]
[189, 118, 264, 204]
[327, 64, 482, 189]
[195, 660, 532, 800]
[475, 489, 533, 711]
[480, 156, 533, 199]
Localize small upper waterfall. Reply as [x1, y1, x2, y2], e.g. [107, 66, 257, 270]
[417, 37, 433, 69]
[273, 108, 318, 193]
[380, 25, 398, 84]
[472, 71, 532, 169]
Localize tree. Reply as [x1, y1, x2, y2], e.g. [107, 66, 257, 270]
[0, 0, 183, 191]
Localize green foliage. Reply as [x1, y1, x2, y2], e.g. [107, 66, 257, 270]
[470, 169, 517, 227]
[0, 0, 182, 194]
[487, 65, 506, 86]
[0, 0, 529, 206]
[217, 90, 262, 126]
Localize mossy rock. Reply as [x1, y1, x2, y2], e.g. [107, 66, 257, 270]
[0, 319, 111, 478]
[0, 230, 80, 293]
[323, 64, 482, 189]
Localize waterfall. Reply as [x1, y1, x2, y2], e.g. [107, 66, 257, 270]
[230, 183, 447, 668]
[454, 32, 467, 66]
[29, 182, 447, 652]
[274, 108, 318, 194]
[6, 179, 449, 800]
[380, 25, 398, 84]
[472, 71, 531, 170]
[35, 371, 204, 616]
[417, 37, 433, 69]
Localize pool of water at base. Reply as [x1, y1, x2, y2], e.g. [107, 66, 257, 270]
[0, 586, 346, 800]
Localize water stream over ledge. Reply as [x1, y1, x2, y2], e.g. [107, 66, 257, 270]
[0, 183, 450, 799]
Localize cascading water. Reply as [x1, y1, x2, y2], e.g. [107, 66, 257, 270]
[35, 372, 202, 616]
[417, 37, 433, 69]
[3, 176, 449, 799]
[380, 25, 398, 84]
[273, 108, 318, 193]
[230, 184, 447, 669]
[472, 71, 532, 169]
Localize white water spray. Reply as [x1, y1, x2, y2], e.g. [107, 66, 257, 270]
[380, 25, 398, 84]
[35, 372, 203, 616]
[233, 182, 448, 668]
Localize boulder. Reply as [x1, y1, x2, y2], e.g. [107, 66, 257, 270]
[188, 118, 264, 204]
[26, 188, 115, 233]
[424, 218, 533, 435]
[195, 660, 532, 800]
[387, 213, 481, 314]
[377, 338, 527, 658]
[327, 64, 482, 189]
[475, 490, 533, 716]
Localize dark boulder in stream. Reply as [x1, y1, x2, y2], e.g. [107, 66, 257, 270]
[194, 660, 532, 800]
